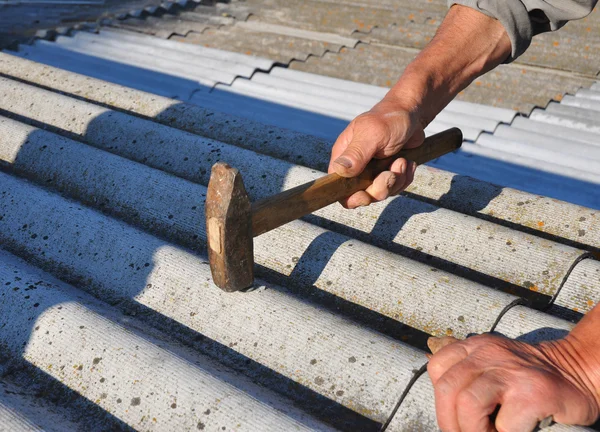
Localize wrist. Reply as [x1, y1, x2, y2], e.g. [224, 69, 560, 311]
[542, 337, 600, 416]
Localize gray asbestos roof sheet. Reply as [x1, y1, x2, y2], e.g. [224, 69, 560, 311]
[0, 3, 599, 430]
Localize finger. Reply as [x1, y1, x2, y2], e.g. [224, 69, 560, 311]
[494, 400, 549, 432]
[433, 358, 483, 432]
[428, 336, 460, 355]
[495, 376, 596, 431]
[427, 338, 469, 385]
[363, 171, 398, 202]
[456, 375, 504, 432]
[345, 158, 416, 207]
[387, 158, 411, 196]
[397, 160, 417, 194]
[343, 190, 374, 209]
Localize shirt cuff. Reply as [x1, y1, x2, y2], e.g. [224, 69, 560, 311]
[448, 0, 533, 63]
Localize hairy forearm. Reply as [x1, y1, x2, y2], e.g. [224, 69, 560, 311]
[379, 4, 511, 126]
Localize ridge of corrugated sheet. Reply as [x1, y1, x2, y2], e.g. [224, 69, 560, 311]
[0, 165, 424, 427]
[1, 51, 598, 253]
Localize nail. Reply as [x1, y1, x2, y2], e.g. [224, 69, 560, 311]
[334, 156, 353, 169]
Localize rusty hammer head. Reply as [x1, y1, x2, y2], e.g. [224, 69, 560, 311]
[205, 162, 254, 292]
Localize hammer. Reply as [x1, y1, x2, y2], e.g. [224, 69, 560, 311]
[206, 127, 462, 292]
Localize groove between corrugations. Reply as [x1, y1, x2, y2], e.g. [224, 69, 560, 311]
[0, 53, 597, 254]
[379, 364, 428, 432]
[0, 77, 586, 299]
[548, 254, 594, 307]
[550, 258, 600, 322]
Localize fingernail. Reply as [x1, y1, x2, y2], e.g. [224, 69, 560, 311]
[334, 156, 353, 169]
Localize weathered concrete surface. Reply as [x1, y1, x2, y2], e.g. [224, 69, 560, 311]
[0, 248, 333, 432]
[290, 44, 596, 113]
[0, 170, 432, 426]
[173, 21, 358, 64]
[2, 53, 597, 253]
[0, 77, 588, 299]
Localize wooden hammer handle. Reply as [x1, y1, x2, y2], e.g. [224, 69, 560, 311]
[251, 127, 463, 237]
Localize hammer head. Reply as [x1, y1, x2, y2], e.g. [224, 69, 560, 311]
[205, 162, 254, 292]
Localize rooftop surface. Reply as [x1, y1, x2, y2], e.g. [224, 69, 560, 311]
[0, 1, 599, 431]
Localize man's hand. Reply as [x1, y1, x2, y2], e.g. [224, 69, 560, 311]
[328, 99, 423, 209]
[328, 4, 511, 209]
[427, 334, 600, 432]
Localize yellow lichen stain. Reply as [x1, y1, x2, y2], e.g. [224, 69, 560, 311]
[587, 300, 594, 308]
[445, 328, 453, 336]
[530, 285, 539, 292]
[537, 221, 545, 227]
[552, 41, 560, 47]
[573, 307, 579, 313]
[385, 80, 392, 87]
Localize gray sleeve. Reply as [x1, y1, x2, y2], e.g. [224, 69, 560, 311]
[449, 0, 598, 62]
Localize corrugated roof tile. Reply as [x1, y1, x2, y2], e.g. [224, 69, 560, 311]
[2, 2, 600, 429]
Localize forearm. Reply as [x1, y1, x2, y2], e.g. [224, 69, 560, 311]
[376, 4, 511, 126]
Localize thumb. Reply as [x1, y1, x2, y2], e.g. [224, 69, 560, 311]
[332, 115, 391, 178]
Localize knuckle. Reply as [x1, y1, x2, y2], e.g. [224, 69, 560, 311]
[435, 375, 458, 397]
[354, 113, 391, 142]
[456, 387, 479, 408]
